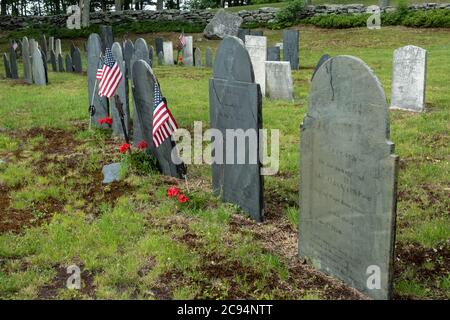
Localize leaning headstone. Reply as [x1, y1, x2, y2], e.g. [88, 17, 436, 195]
[70, 42, 77, 58]
[32, 49, 46, 85]
[194, 48, 202, 67]
[72, 48, 82, 73]
[245, 35, 267, 96]
[49, 36, 55, 54]
[311, 53, 330, 80]
[299, 55, 398, 300]
[65, 54, 73, 72]
[163, 41, 174, 65]
[237, 28, 250, 43]
[111, 42, 131, 138]
[87, 33, 109, 128]
[123, 39, 134, 78]
[29, 39, 37, 56]
[132, 60, 186, 178]
[155, 37, 164, 58]
[41, 50, 48, 84]
[99, 25, 114, 52]
[149, 45, 154, 68]
[390, 45, 427, 112]
[50, 50, 57, 72]
[9, 46, 18, 79]
[55, 39, 62, 56]
[283, 29, 299, 70]
[265, 61, 294, 101]
[158, 52, 164, 66]
[3, 54, 11, 78]
[57, 53, 65, 72]
[203, 9, 243, 40]
[205, 47, 213, 68]
[39, 34, 48, 58]
[183, 36, 194, 66]
[22, 37, 33, 84]
[102, 163, 122, 184]
[209, 36, 263, 222]
[267, 46, 281, 61]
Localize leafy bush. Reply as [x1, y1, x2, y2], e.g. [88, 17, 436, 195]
[274, 0, 308, 28]
[120, 150, 159, 177]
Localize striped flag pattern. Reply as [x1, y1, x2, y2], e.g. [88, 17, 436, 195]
[96, 68, 103, 80]
[152, 83, 178, 148]
[98, 48, 122, 98]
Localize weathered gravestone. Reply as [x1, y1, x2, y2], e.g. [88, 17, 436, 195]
[123, 39, 134, 78]
[70, 42, 76, 58]
[149, 45, 154, 68]
[250, 30, 263, 36]
[87, 33, 109, 128]
[132, 60, 186, 178]
[57, 53, 65, 72]
[311, 53, 330, 80]
[9, 46, 19, 79]
[22, 37, 33, 84]
[245, 35, 267, 96]
[205, 47, 213, 68]
[155, 38, 164, 58]
[55, 39, 62, 56]
[203, 9, 243, 40]
[131, 38, 150, 143]
[3, 54, 12, 78]
[158, 52, 164, 66]
[65, 54, 73, 72]
[48, 36, 55, 55]
[39, 34, 48, 58]
[41, 50, 48, 83]
[163, 41, 174, 65]
[111, 42, 131, 138]
[209, 36, 263, 222]
[72, 48, 82, 73]
[237, 28, 250, 43]
[183, 36, 194, 66]
[283, 29, 299, 70]
[267, 46, 281, 61]
[299, 55, 398, 300]
[32, 49, 46, 85]
[29, 39, 37, 56]
[99, 25, 114, 52]
[50, 50, 57, 72]
[265, 61, 294, 101]
[390, 45, 427, 112]
[194, 48, 202, 67]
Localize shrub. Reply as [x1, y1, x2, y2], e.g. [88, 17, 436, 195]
[274, 0, 308, 28]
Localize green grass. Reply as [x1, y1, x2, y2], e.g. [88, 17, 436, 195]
[0, 25, 449, 300]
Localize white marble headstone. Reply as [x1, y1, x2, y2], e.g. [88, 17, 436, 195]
[245, 35, 267, 95]
[163, 41, 174, 65]
[183, 36, 193, 66]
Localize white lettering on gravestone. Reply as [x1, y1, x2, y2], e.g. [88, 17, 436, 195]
[245, 35, 267, 95]
[67, 5, 81, 30]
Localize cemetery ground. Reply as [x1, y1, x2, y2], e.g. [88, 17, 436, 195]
[0, 26, 449, 300]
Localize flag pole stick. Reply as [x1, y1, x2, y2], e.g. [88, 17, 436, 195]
[89, 79, 98, 131]
[113, 95, 132, 155]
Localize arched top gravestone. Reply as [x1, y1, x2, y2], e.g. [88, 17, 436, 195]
[209, 36, 263, 222]
[123, 39, 134, 78]
[299, 56, 398, 300]
[32, 49, 46, 85]
[133, 38, 150, 63]
[111, 42, 130, 138]
[132, 60, 185, 179]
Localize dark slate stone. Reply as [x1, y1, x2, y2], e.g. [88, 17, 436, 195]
[283, 29, 299, 70]
[99, 25, 114, 52]
[70, 41, 77, 58]
[131, 60, 186, 179]
[22, 37, 32, 84]
[32, 49, 46, 85]
[209, 36, 263, 222]
[149, 45, 154, 68]
[9, 46, 18, 79]
[194, 47, 202, 67]
[87, 33, 109, 128]
[57, 53, 65, 72]
[205, 47, 213, 68]
[123, 39, 134, 79]
[203, 9, 243, 40]
[3, 53, 12, 78]
[41, 50, 48, 84]
[311, 53, 330, 80]
[157, 52, 164, 66]
[72, 48, 82, 73]
[39, 34, 48, 59]
[250, 30, 263, 36]
[155, 37, 164, 57]
[267, 46, 281, 61]
[237, 28, 250, 43]
[50, 50, 57, 72]
[65, 54, 73, 72]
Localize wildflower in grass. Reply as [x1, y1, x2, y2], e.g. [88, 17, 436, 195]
[97, 117, 113, 126]
[137, 140, 149, 150]
[119, 143, 130, 154]
[177, 194, 188, 204]
[167, 186, 180, 198]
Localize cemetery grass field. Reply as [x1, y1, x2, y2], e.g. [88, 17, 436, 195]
[0, 26, 449, 300]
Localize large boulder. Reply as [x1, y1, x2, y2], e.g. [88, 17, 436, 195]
[203, 9, 243, 40]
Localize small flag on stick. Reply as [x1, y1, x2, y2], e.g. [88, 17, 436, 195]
[98, 48, 122, 98]
[152, 83, 178, 148]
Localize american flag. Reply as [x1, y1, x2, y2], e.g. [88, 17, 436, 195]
[98, 48, 122, 98]
[177, 32, 186, 50]
[96, 68, 103, 80]
[152, 83, 178, 148]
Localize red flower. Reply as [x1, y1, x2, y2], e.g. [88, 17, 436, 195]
[167, 187, 180, 198]
[119, 143, 130, 154]
[137, 140, 148, 150]
[97, 117, 113, 126]
[177, 194, 188, 204]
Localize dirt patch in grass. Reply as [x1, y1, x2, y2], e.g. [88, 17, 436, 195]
[0, 185, 35, 233]
[148, 270, 182, 300]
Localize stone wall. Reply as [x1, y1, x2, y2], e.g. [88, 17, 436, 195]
[1, 3, 449, 31]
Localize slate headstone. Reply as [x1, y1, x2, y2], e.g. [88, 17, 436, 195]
[9, 46, 19, 79]
[87, 33, 109, 128]
[41, 50, 48, 84]
[111, 42, 131, 138]
[250, 30, 263, 36]
[132, 60, 186, 178]
[22, 37, 33, 84]
[70, 42, 77, 58]
[283, 29, 299, 70]
[205, 47, 213, 68]
[155, 37, 164, 58]
[267, 46, 281, 61]
[55, 39, 62, 56]
[158, 52, 164, 66]
[311, 53, 330, 80]
[245, 35, 267, 96]
[123, 39, 134, 78]
[48, 36, 55, 54]
[29, 39, 37, 56]
[265, 61, 294, 101]
[237, 28, 250, 43]
[57, 53, 65, 72]
[299, 55, 398, 300]
[209, 36, 263, 222]
[65, 54, 73, 72]
[39, 34, 48, 58]
[50, 49, 57, 72]
[203, 9, 243, 40]
[163, 41, 174, 65]
[32, 49, 46, 85]
[194, 47, 202, 67]
[183, 36, 194, 66]
[390, 45, 427, 112]
[99, 25, 114, 52]
[3, 53, 11, 78]
[149, 45, 154, 68]
[72, 48, 82, 73]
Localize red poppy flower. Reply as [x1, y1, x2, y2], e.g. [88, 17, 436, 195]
[119, 143, 131, 154]
[104, 117, 113, 125]
[137, 140, 148, 150]
[97, 118, 105, 124]
[167, 187, 180, 198]
[177, 194, 188, 204]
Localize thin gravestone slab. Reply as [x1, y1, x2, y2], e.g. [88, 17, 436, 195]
[99, 25, 114, 52]
[41, 50, 48, 83]
[194, 47, 202, 67]
[210, 36, 263, 222]
[55, 39, 62, 56]
[123, 39, 134, 79]
[265, 61, 294, 101]
[29, 39, 37, 57]
[40, 34, 48, 58]
[390, 45, 427, 112]
[9, 46, 18, 79]
[50, 50, 57, 72]
[65, 54, 73, 72]
[299, 55, 398, 300]
[57, 53, 65, 72]
[70, 42, 77, 59]
[163, 41, 174, 65]
[311, 53, 330, 80]
[157, 52, 164, 66]
[183, 36, 194, 66]
[245, 35, 267, 96]
[283, 29, 299, 70]
[48, 36, 55, 55]
[237, 28, 250, 43]
[22, 37, 32, 84]
[267, 46, 281, 61]
[3, 54, 11, 78]
[32, 49, 46, 85]
[72, 48, 82, 73]
[205, 47, 213, 68]
[111, 42, 131, 138]
[149, 45, 154, 68]
[132, 59, 186, 178]
[155, 38, 164, 58]
[87, 33, 109, 128]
